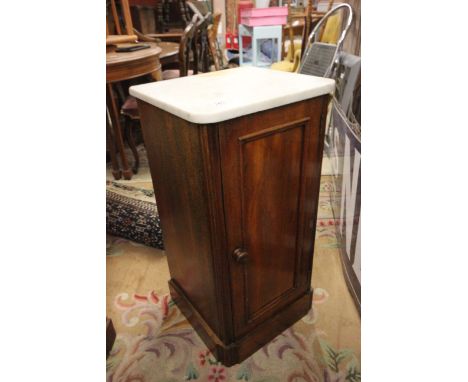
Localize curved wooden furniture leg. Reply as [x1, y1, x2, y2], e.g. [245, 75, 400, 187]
[125, 119, 140, 174]
[150, 66, 162, 81]
[107, 109, 121, 180]
[150, 57, 162, 81]
[107, 82, 133, 180]
[106, 317, 116, 358]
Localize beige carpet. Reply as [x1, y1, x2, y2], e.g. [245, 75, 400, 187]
[106, 148, 360, 381]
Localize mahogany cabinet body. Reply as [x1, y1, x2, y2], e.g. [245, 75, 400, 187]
[137, 95, 330, 366]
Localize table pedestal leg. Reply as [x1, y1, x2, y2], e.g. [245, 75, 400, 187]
[150, 66, 163, 81]
[107, 82, 133, 180]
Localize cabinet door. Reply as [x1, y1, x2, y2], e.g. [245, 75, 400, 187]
[219, 97, 327, 336]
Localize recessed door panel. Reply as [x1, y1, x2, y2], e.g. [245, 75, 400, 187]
[219, 98, 327, 336]
[239, 124, 304, 319]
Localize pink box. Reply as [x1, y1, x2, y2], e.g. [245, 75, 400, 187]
[240, 16, 287, 26]
[241, 6, 288, 18]
[240, 6, 288, 26]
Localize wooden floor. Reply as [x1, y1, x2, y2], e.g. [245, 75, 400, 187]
[106, 240, 170, 325]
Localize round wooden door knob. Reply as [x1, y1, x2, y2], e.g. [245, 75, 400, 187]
[233, 248, 249, 263]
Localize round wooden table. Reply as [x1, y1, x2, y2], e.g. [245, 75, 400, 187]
[158, 41, 179, 67]
[107, 43, 163, 82]
[106, 43, 162, 179]
[106, 42, 180, 179]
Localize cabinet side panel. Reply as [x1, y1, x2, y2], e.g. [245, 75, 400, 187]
[138, 101, 219, 334]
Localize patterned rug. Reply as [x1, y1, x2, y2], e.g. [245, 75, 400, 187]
[106, 289, 358, 382]
[106, 145, 165, 249]
[106, 181, 164, 250]
[106, 168, 360, 382]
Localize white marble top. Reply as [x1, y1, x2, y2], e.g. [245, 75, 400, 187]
[129, 67, 335, 124]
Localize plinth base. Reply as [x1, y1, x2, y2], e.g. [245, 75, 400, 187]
[169, 279, 313, 366]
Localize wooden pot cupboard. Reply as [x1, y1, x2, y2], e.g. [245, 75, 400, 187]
[130, 67, 335, 366]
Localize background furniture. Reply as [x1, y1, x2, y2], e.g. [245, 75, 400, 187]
[133, 25, 191, 76]
[106, 43, 162, 179]
[162, 17, 198, 78]
[116, 38, 180, 173]
[106, 317, 116, 358]
[299, 3, 353, 78]
[272, 0, 341, 72]
[186, 1, 214, 73]
[271, 4, 304, 75]
[106, 43, 163, 82]
[238, 24, 282, 66]
[117, 37, 179, 173]
[300, 0, 332, 55]
[107, 0, 138, 45]
[133, 28, 180, 67]
[120, 10, 224, 172]
[130, 67, 334, 365]
[326, 98, 361, 311]
[120, 17, 199, 172]
[207, 13, 224, 70]
[130, 0, 193, 37]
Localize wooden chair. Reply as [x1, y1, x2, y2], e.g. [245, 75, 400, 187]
[270, 0, 332, 72]
[301, 0, 334, 58]
[273, 0, 342, 73]
[157, 0, 191, 32]
[161, 15, 199, 79]
[134, 15, 199, 78]
[106, 0, 137, 45]
[186, 1, 214, 73]
[271, 1, 303, 72]
[130, 0, 190, 42]
[207, 13, 224, 71]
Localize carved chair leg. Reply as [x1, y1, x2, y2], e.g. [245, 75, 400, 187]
[107, 108, 121, 180]
[106, 318, 116, 358]
[125, 118, 140, 174]
[107, 83, 133, 180]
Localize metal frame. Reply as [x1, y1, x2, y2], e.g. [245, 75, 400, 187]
[298, 3, 353, 78]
